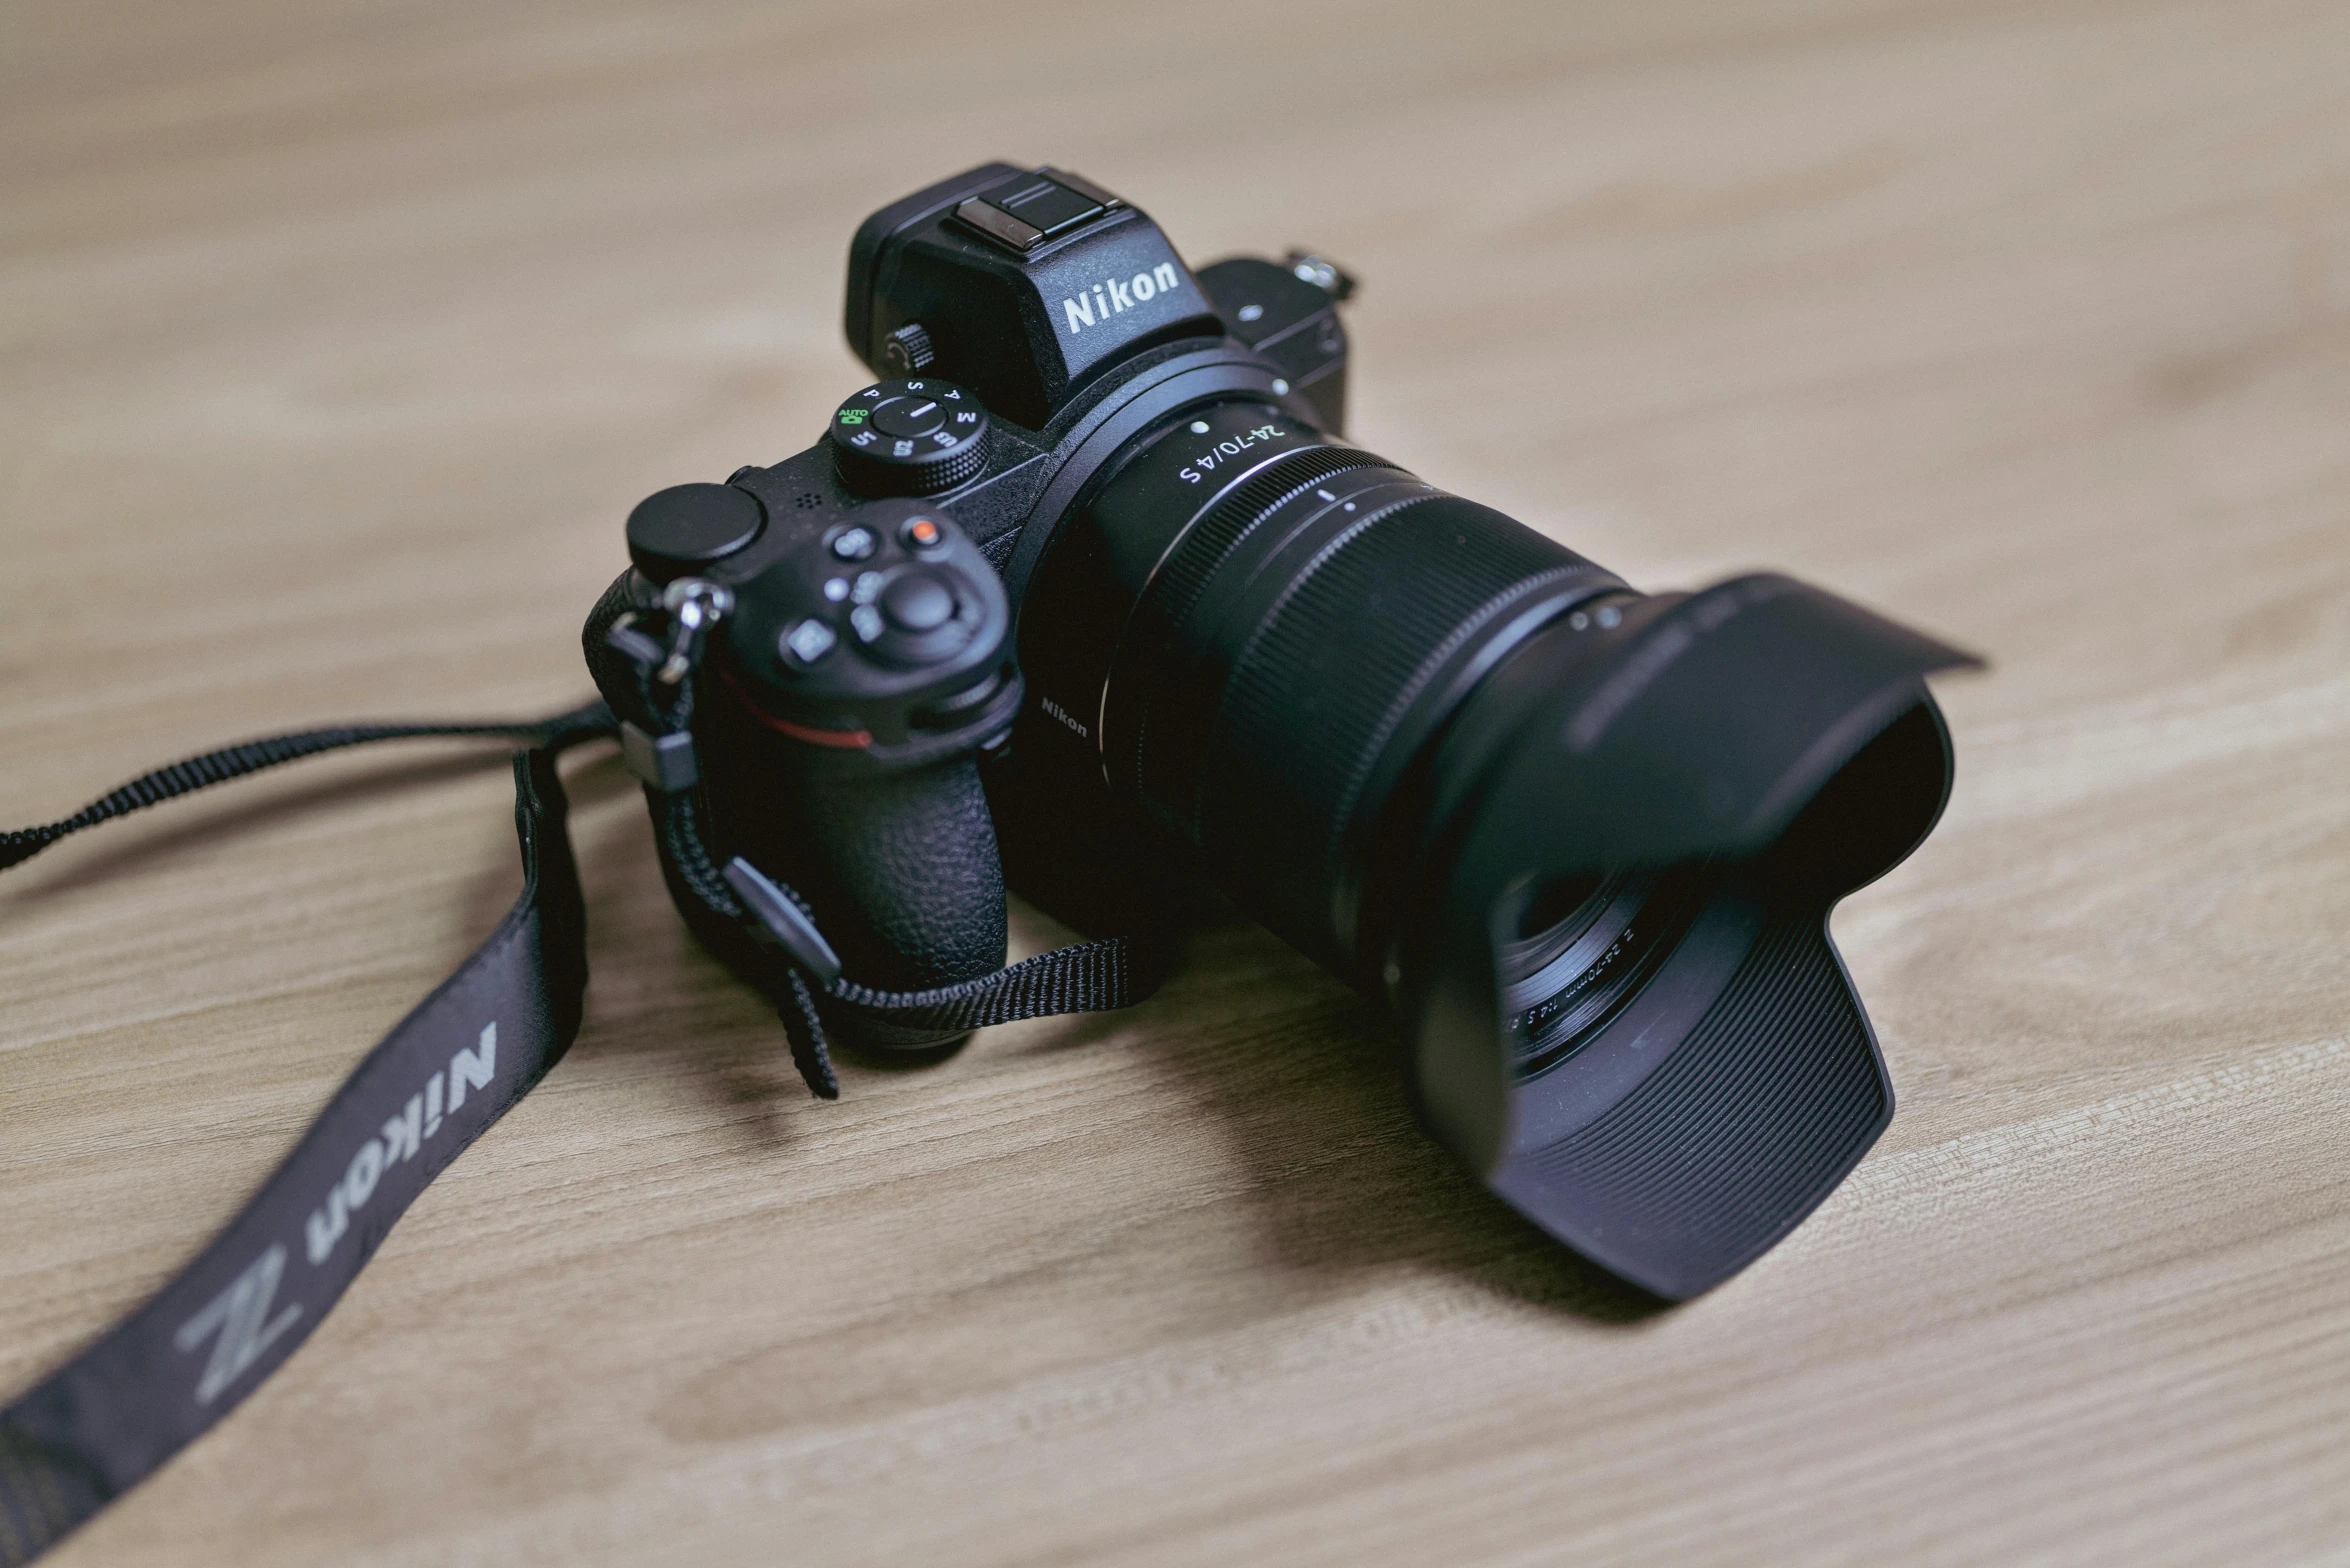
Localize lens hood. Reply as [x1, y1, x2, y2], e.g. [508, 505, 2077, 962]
[1393, 574, 1979, 1299]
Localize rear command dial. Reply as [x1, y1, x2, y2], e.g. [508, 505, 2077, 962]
[828, 377, 992, 497]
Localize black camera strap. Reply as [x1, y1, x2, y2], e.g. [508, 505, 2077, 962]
[0, 705, 610, 1566]
[0, 696, 1161, 1564]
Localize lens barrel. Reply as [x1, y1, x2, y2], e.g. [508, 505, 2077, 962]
[1019, 400, 1618, 975]
[1112, 468, 1622, 984]
[1013, 390, 1975, 1299]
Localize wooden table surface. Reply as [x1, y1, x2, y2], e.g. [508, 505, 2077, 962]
[5, 1, 2348, 1562]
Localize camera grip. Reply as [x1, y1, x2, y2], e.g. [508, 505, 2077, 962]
[716, 748, 1008, 1047]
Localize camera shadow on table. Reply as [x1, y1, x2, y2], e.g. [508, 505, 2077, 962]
[532, 750, 1664, 1330]
[1101, 902, 1666, 1328]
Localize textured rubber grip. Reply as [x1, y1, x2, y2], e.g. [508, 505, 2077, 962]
[743, 754, 1008, 999]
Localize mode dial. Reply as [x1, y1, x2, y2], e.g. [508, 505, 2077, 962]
[828, 378, 991, 498]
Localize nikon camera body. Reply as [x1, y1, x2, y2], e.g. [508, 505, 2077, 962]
[585, 165, 1975, 1300]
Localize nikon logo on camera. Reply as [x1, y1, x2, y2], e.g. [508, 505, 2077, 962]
[1062, 262, 1182, 335]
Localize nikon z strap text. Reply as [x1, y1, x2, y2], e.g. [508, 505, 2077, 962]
[0, 708, 608, 1565]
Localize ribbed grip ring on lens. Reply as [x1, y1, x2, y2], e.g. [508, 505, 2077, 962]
[1186, 492, 1585, 970]
[1109, 445, 1394, 800]
[1142, 446, 1391, 653]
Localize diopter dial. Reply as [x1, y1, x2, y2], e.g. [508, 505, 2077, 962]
[828, 377, 991, 498]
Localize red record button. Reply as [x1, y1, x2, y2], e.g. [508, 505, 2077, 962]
[902, 517, 944, 551]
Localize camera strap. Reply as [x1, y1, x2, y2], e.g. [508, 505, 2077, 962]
[0, 691, 1163, 1563]
[0, 703, 612, 1566]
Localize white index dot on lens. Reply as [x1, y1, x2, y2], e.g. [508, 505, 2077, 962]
[1272, 378, 1290, 394]
[1190, 420, 1210, 434]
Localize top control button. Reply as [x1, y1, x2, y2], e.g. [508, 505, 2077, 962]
[781, 619, 837, 666]
[829, 378, 992, 498]
[901, 516, 945, 551]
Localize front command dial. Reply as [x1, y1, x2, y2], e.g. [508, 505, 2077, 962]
[828, 377, 992, 498]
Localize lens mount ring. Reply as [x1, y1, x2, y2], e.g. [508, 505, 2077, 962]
[1002, 350, 1316, 611]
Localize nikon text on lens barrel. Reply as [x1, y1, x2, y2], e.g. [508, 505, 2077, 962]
[590, 165, 1978, 1300]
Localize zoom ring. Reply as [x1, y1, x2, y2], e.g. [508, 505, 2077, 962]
[1198, 493, 1586, 969]
[1107, 445, 1394, 803]
[1107, 446, 1600, 972]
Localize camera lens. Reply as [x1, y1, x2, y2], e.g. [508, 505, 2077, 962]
[1014, 392, 1972, 1299]
[1046, 401, 1615, 991]
[1500, 864, 1716, 1079]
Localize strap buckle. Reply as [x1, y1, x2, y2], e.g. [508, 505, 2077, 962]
[722, 857, 844, 985]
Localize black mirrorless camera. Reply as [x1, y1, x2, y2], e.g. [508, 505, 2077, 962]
[585, 165, 1975, 1300]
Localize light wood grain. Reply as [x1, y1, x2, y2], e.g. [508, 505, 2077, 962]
[4, 1, 2348, 1562]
